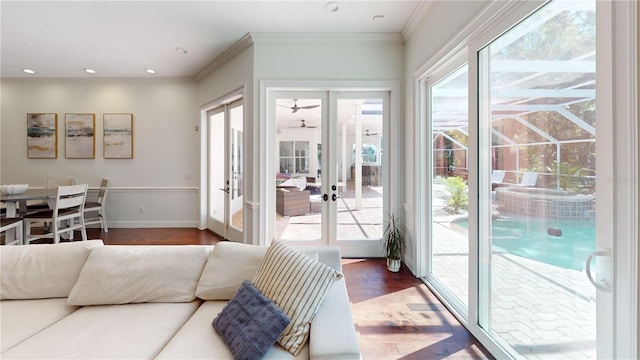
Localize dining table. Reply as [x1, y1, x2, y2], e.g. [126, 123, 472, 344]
[1, 188, 57, 244]
[1, 188, 56, 218]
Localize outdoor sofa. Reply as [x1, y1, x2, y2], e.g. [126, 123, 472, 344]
[0, 240, 360, 359]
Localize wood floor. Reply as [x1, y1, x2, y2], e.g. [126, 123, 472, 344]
[81, 228, 492, 359]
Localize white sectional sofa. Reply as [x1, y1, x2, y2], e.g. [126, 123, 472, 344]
[0, 240, 360, 359]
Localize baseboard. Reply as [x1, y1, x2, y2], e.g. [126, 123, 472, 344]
[105, 221, 200, 228]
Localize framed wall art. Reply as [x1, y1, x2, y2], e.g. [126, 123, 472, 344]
[65, 113, 95, 159]
[103, 113, 133, 159]
[27, 113, 58, 159]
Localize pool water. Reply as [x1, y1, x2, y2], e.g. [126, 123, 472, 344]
[456, 216, 595, 271]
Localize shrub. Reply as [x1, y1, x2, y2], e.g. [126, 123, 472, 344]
[443, 176, 468, 213]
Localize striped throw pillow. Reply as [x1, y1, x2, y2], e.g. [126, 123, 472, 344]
[252, 241, 343, 356]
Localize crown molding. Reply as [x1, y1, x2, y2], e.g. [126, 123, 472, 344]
[402, 0, 435, 40]
[194, 33, 254, 81]
[249, 32, 404, 45]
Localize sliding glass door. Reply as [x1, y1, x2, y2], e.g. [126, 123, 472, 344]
[423, 0, 636, 358]
[478, 1, 602, 357]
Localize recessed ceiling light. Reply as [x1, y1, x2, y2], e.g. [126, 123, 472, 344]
[145, 69, 156, 74]
[84, 68, 96, 74]
[175, 47, 188, 54]
[325, 1, 338, 13]
[22, 68, 36, 74]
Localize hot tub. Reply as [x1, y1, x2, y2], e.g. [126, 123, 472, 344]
[495, 187, 594, 219]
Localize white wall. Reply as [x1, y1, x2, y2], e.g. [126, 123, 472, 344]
[1, 77, 199, 227]
[252, 33, 405, 246]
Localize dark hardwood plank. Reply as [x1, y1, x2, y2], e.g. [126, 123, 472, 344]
[344, 258, 493, 360]
[95, 228, 222, 245]
[69, 228, 493, 359]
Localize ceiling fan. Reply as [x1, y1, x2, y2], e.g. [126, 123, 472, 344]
[292, 119, 317, 129]
[278, 99, 320, 113]
[364, 129, 379, 136]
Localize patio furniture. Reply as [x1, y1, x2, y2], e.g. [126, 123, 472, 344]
[491, 170, 507, 190]
[276, 188, 310, 216]
[509, 172, 539, 188]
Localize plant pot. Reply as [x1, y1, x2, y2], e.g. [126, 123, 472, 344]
[387, 258, 401, 272]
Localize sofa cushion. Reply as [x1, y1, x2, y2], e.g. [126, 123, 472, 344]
[67, 245, 208, 305]
[196, 242, 268, 300]
[1, 301, 201, 359]
[0, 240, 104, 300]
[195, 242, 318, 301]
[155, 301, 307, 360]
[308, 278, 361, 360]
[213, 280, 290, 360]
[253, 241, 343, 356]
[0, 299, 79, 352]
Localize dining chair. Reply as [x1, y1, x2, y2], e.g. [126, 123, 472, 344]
[1, 218, 23, 245]
[23, 184, 88, 244]
[84, 179, 109, 233]
[25, 178, 76, 212]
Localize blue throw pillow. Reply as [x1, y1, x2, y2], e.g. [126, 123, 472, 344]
[212, 280, 290, 360]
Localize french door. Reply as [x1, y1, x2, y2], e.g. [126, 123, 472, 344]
[423, 0, 636, 358]
[269, 90, 389, 257]
[207, 98, 243, 241]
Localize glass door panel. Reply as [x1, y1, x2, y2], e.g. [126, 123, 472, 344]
[335, 98, 384, 242]
[274, 97, 323, 242]
[207, 99, 243, 241]
[208, 109, 225, 227]
[480, 1, 598, 358]
[229, 102, 243, 233]
[429, 64, 469, 309]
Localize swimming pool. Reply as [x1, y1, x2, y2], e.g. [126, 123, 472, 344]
[454, 216, 595, 271]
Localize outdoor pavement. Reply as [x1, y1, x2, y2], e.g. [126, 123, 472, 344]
[432, 207, 596, 359]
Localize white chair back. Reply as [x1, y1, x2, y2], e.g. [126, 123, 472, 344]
[24, 184, 88, 244]
[84, 179, 109, 232]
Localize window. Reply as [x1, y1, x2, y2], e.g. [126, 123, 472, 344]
[352, 142, 381, 164]
[279, 141, 309, 174]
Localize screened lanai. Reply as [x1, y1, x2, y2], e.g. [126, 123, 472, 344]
[431, 0, 596, 193]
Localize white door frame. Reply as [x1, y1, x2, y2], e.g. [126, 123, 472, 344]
[260, 80, 400, 257]
[199, 88, 244, 242]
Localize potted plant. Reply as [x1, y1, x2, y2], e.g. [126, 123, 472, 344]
[382, 212, 411, 272]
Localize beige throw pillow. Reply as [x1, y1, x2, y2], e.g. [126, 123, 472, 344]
[1, 240, 104, 300]
[195, 242, 319, 301]
[252, 241, 343, 356]
[68, 245, 208, 305]
[195, 242, 268, 300]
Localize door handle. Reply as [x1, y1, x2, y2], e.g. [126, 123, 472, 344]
[219, 187, 229, 193]
[322, 194, 329, 201]
[332, 194, 337, 201]
[585, 250, 612, 292]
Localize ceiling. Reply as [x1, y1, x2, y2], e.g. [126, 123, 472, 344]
[1, 1, 426, 79]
